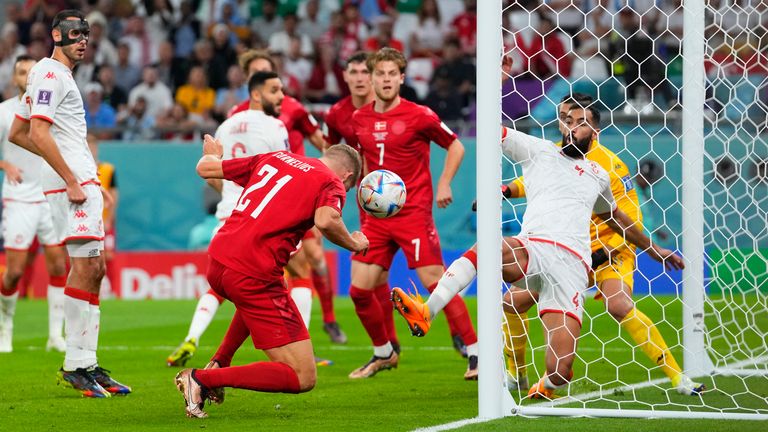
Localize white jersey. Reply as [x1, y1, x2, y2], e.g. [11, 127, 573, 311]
[214, 109, 289, 220]
[25, 57, 97, 191]
[501, 127, 616, 264]
[0, 96, 46, 202]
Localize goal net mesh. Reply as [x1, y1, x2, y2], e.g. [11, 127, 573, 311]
[496, 0, 768, 416]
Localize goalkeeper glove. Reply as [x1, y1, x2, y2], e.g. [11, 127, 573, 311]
[591, 248, 610, 270]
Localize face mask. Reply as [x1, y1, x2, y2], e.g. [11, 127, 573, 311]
[54, 18, 90, 47]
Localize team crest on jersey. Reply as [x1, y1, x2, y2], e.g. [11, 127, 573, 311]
[374, 121, 387, 131]
[621, 175, 634, 191]
[37, 89, 53, 105]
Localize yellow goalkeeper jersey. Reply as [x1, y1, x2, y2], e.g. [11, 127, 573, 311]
[512, 140, 643, 253]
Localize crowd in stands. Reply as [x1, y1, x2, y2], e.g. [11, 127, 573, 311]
[0, 0, 765, 141]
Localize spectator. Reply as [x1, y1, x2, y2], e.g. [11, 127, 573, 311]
[171, 0, 202, 58]
[145, 0, 176, 49]
[129, 65, 174, 120]
[282, 36, 314, 94]
[298, 0, 340, 26]
[155, 103, 198, 141]
[214, 64, 248, 119]
[119, 96, 157, 141]
[114, 42, 142, 94]
[337, 1, 368, 60]
[251, 0, 284, 46]
[424, 70, 465, 122]
[305, 43, 344, 103]
[97, 65, 129, 114]
[409, 0, 448, 58]
[88, 18, 118, 67]
[541, 0, 586, 37]
[28, 21, 52, 54]
[154, 40, 188, 93]
[450, 0, 477, 55]
[269, 13, 314, 57]
[210, 24, 238, 79]
[297, 0, 328, 42]
[120, 16, 158, 68]
[175, 65, 216, 120]
[190, 39, 229, 90]
[84, 83, 118, 136]
[364, 14, 404, 52]
[1, 23, 28, 66]
[215, 0, 251, 43]
[431, 39, 474, 107]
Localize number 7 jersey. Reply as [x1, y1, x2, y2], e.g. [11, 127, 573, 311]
[208, 151, 347, 281]
[350, 99, 456, 217]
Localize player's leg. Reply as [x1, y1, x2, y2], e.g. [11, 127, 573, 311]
[597, 252, 704, 395]
[348, 260, 399, 378]
[167, 288, 225, 367]
[528, 311, 581, 399]
[285, 247, 314, 330]
[372, 270, 398, 351]
[304, 227, 347, 344]
[42, 244, 67, 352]
[0, 249, 28, 353]
[502, 288, 538, 390]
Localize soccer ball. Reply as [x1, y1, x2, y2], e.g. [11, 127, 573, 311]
[357, 169, 407, 218]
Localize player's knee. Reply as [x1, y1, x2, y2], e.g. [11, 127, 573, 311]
[349, 286, 373, 305]
[296, 367, 317, 393]
[46, 261, 67, 278]
[3, 267, 25, 287]
[608, 297, 634, 322]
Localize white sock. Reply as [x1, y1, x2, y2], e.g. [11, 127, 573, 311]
[425, 256, 477, 319]
[47, 286, 66, 340]
[290, 287, 313, 330]
[85, 304, 100, 367]
[186, 293, 221, 341]
[373, 342, 393, 358]
[0, 291, 19, 325]
[466, 342, 479, 357]
[64, 293, 94, 370]
[545, 374, 567, 390]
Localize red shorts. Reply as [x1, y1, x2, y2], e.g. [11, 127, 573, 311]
[352, 212, 444, 269]
[207, 258, 309, 350]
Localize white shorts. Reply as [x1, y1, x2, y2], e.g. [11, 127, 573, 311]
[514, 237, 589, 324]
[1, 200, 61, 250]
[45, 183, 105, 245]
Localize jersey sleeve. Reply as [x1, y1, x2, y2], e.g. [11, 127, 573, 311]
[16, 93, 31, 121]
[222, 155, 260, 187]
[316, 177, 347, 214]
[294, 108, 320, 137]
[500, 127, 555, 164]
[593, 173, 617, 215]
[29, 70, 65, 124]
[420, 107, 457, 149]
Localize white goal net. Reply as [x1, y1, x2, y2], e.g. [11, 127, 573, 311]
[476, 0, 768, 421]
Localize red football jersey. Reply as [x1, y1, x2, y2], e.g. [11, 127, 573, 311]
[350, 99, 457, 216]
[228, 96, 319, 156]
[323, 95, 357, 147]
[209, 151, 346, 281]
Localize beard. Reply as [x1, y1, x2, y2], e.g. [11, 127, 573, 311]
[263, 100, 281, 117]
[561, 133, 592, 158]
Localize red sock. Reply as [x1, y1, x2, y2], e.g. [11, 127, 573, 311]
[350, 286, 389, 346]
[195, 361, 301, 393]
[212, 310, 250, 367]
[429, 282, 478, 345]
[49, 274, 67, 288]
[312, 269, 335, 324]
[374, 283, 398, 346]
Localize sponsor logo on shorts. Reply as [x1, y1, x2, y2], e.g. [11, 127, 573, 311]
[88, 249, 100, 257]
[76, 224, 89, 233]
[37, 89, 53, 105]
[74, 210, 87, 219]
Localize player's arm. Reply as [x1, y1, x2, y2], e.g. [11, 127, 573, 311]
[8, 116, 40, 156]
[29, 118, 86, 203]
[307, 129, 329, 152]
[314, 206, 368, 253]
[596, 209, 684, 271]
[436, 138, 464, 208]
[196, 134, 224, 179]
[0, 160, 22, 184]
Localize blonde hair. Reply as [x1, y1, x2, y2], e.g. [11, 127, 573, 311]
[238, 49, 275, 74]
[366, 47, 407, 73]
[326, 144, 362, 184]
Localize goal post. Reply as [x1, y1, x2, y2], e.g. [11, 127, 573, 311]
[476, 0, 768, 421]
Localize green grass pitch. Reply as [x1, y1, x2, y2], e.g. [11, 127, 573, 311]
[1, 296, 766, 431]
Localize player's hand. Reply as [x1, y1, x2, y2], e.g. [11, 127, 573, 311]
[501, 54, 513, 83]
[101, 186, 114, 210]
[590, 248, 610, 270]
[649, 246, 685, 271]
[351, 231, 369, 254]
[202, 134, 223, 157]
[3, 163, 22, 185]
[66, 182, 87, 205]
[436, 182, 453, 208]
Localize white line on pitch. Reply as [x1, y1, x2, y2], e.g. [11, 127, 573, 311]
[412, 417, 491, 432]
